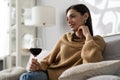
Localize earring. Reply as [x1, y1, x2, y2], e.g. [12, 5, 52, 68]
[84, 19, 87, 24]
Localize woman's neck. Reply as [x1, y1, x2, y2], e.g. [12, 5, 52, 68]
[72, 33, 85, 41]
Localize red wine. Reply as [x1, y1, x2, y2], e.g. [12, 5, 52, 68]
[29, 48, 42, 57]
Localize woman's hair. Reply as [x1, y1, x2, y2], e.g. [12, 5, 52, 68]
[66, 4, 93, 36]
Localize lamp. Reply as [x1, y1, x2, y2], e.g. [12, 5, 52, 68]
[31, 5, 55, 27]
[31, 5, 55, 49]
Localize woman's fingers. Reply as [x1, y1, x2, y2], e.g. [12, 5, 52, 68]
[32, 59, 39, 66]
[78, 25, 90, 37]
[75, 25, 92, 39]
[29, 58, 40, 71]
[76, 25, 85, 38]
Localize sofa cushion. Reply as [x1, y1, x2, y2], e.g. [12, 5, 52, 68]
[103, 39, 120, 60]
[58, 60, 120, 80]
[0, 67, 26, 80]
[87, 75, 120, 80]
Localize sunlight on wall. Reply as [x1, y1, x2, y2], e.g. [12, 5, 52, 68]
[0, 0, 9, 58]
[79, 0, 120, 36]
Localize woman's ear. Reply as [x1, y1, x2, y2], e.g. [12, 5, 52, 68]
[83, 12, 89, 20]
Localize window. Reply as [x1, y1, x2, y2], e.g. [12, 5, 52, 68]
[0, 0, 9, 59]
[79, 0, 120, 36]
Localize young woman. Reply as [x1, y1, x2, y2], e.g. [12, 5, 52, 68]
[20, 4, 105, 80]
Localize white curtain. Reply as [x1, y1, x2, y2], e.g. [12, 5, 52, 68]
[0, 0, 9, 59]
[79, 0, 120, 36]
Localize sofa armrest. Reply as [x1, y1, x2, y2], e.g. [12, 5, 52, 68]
[0, 67, 26, 80]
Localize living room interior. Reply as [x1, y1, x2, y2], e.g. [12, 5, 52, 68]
[0, 0, 120, 80]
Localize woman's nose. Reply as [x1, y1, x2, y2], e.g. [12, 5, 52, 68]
[67, 18, 72, 23]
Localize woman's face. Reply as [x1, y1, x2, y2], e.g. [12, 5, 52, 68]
[67, 9, 85, 32]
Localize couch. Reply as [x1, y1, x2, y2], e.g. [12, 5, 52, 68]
[0, 34, 120, 80]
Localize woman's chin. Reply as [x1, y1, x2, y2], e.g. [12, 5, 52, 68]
[71, 29, 77, 32]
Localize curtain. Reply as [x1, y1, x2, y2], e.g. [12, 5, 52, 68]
[0, 0, 9, 59]
[79, 0, 120, 36]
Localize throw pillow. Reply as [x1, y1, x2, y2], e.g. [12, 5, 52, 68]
[87, 75, 120, 80]
[58, 60, 120, 80]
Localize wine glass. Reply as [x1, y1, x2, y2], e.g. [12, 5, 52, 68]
[29, 38, 42, 59]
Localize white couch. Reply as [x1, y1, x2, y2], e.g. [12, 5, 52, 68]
[0, 34, 120, 80]
[58, 34, 120, 80]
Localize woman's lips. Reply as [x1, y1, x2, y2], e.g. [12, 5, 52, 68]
[69, 24, 75, 27]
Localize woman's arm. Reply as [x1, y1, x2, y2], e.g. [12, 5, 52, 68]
[81, 35, 106, 63]
[38, 39, 61, 71]
[29, 38, 61, 71]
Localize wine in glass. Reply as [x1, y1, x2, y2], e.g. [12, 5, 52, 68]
[29, 38, 42, 58]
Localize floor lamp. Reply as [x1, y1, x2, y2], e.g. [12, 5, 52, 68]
[31, 5, 55, 48]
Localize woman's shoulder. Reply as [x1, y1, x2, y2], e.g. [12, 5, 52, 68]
[93, 35, 106, 47]
[60, 32, 73, 42]
[62, 32, 72, 36]
[61, 32, 73, 38]
[93, 35, 104, 41]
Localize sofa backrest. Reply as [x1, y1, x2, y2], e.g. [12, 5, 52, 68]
[103, 34, 120, 60]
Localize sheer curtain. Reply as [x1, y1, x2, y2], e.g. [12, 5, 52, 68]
[0, 0, 9, 59]
[79, 0, 120, 36]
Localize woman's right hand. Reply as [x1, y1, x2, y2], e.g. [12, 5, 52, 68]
[29, 58, 41, 71]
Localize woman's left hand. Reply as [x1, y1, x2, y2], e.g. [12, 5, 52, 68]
[76, 25, 92, 40]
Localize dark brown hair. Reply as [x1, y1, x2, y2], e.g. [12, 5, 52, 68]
[66, 4, 93, 36]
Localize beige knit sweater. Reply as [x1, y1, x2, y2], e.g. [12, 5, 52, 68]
[39, 32, 105, 80]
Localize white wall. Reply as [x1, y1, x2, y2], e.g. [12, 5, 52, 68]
[37, 0, 79, 50]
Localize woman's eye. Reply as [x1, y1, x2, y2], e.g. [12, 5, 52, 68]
[66, 15, 76, 21]
[71, 15, 75, 18]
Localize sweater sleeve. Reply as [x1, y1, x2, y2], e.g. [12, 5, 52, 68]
[81, 35, 106, 63]
[38, 39, 61, 71]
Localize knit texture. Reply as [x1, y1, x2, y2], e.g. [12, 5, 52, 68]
[39, 32, 105, 80]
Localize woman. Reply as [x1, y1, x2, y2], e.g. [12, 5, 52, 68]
[20, 4, 105, 80]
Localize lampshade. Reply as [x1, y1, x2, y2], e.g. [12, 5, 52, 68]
[32, 6, 55, 27]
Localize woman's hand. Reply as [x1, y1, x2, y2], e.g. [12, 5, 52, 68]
[29, 58, 41, 71]
[75, 25, 92, 41]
